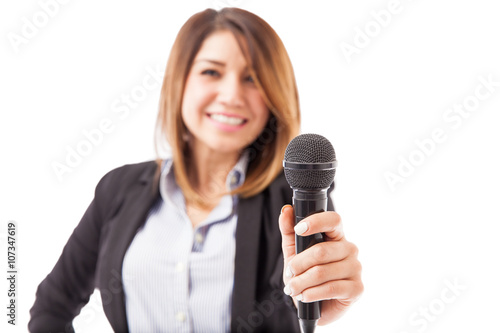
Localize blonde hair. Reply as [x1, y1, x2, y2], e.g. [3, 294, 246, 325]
[155, 8, 300, 205]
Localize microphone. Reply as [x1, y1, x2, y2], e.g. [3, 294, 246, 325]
[283, 133, 337, 333]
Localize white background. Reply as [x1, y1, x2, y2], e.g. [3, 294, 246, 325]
[1, 0, 500, 332]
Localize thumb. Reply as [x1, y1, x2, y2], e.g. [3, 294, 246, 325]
[278, 204, 296, 263]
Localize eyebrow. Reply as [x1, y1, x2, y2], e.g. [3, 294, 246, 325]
[194, 59, 226, 66]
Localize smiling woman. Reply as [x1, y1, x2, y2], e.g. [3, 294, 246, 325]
[155, 8, 301, 208]
[29, 7, 362, 333]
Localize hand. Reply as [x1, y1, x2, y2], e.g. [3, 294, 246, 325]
[278, 205, 363, 325]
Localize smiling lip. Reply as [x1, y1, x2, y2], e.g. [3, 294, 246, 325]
[207, 112, 247, 131]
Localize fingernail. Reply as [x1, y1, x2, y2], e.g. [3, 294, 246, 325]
[296, 294, 304, 302]
[285, 265, 294, 278]
[283, 284, 292, 295]
[294, 221, 308, 235]
[281, 204, 291, 214]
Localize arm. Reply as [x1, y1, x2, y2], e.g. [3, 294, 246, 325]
[29, 173, 114, 333]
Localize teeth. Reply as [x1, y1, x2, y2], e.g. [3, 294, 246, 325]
[209, 114, 245, 126]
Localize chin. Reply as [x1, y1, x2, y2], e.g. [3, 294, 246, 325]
[212, 145, 244, 155]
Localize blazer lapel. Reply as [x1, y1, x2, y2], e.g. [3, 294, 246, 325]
[98, 163, 160, 333]
[231, 192, 263, 331]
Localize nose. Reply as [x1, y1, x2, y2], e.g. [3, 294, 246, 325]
[216, 74, 245, 108]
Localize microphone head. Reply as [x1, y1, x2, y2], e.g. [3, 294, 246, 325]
[283, 133, 336, 190]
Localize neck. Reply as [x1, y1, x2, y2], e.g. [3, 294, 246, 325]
[186, 144, 241, 201]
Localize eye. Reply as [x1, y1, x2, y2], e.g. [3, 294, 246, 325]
[201, 69, 219, 77]
[245, 75, 255, 83]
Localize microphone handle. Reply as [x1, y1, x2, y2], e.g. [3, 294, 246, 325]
[293, 188, 328, 333]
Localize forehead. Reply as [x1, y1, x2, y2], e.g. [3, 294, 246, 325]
[194, 30, 249, 64]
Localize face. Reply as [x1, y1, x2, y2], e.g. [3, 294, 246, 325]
[181, 30, 270, 158]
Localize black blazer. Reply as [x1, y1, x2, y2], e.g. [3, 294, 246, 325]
[29, 161, 333, 333]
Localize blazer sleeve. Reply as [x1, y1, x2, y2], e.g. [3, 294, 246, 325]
[28, 171, 117, 333]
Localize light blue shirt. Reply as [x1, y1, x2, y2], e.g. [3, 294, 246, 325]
[122, 153, 248, 332]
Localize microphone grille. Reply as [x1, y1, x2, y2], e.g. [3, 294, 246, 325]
[283, 133, 336, 189]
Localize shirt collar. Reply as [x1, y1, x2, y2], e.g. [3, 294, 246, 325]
[226, 150, 249, 191]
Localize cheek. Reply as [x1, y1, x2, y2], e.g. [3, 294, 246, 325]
[182, 80, 199, 112]
[181, 79, 210, 123]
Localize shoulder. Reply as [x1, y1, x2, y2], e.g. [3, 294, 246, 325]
[97, 160, 158, 190]
[92, 160, 159, 212]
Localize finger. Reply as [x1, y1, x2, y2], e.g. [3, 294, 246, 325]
[310, 279, 364, 325]
[285, 258, 361, 297]
[294, 211, 344, 241]
[278, 204, 295, 261]
[317, 297, 357, 326]
[299, 279, 364, 304]
[288, 240, 356, 277]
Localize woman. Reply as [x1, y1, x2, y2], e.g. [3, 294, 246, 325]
[29, 7, 363, 333]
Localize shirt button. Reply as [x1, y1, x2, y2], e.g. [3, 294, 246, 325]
[176, 311, 186, 322]
[195, 232, 204, 244]
[230, 174, 238, 185]
[175, 262, 185, 272]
